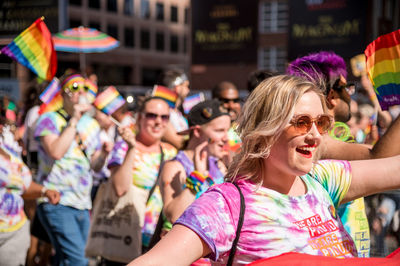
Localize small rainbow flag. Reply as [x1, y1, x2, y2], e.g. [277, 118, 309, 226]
[40, 77, 60, 104]
[365, 29, 400, 110]
[0, 17, 57, 81]
[182, 93, 205, 114]
[39, 91, 63, 114]
[94, 86, 125, 115]
[152, 85, 178, 108]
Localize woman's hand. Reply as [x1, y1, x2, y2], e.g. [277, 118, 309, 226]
[118, 126, 136, 149]
[45, 189, 60, 204]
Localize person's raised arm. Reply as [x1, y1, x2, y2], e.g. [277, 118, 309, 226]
[161, 161, 196, 223]
[90, 141, 113, 172]
[40, 104, 91, 160]
[320, 114, 400, 161]
[128, 224, 210, 266]
[343, 155, 400, 203]
[110, 126, 136, 197]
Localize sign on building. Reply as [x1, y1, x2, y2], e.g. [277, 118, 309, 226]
[191, 0, 258, 64]
[288, 0, 367, 60]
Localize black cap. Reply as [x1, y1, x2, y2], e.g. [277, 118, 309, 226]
[178, 99, 229, 135]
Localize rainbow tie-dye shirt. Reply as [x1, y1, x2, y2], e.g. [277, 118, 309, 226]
[108, 140, 177, 246]
[176, 160, 357, 265]
[0, 148, 32, 232]
[35, 111, 101, 210]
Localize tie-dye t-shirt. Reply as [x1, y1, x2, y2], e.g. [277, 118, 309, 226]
[176, 160, 357, 265]
[108, 140, 176, 246]
[0, 148, 32, 232]
[35, 110, 101, 210]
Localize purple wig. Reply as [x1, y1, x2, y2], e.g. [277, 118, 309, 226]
[286, 51, 347, 94]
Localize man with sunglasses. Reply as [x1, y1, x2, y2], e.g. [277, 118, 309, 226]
[212, 81, 242, 156]
[212, 81, 241, 122]
[156, 69, 190, 150]
[34, 72, 110, 266]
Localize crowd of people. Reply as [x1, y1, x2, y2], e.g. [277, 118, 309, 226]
[1, 50, 400, 266]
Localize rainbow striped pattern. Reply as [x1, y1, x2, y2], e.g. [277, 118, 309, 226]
[61, 74, 86, 91]
[39, 92, 63, 115]
[85, 79, 98, 103]
[40, 77, 60, 104]
[53, 27, 119, 53]
[365, 29, 400, 110]
[94, 86, 125, 115]
[182, 93, 205, 114]
[152, 85, 178, 108]
[0, 17, 57, 81]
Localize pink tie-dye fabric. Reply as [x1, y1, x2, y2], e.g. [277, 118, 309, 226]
[176, 160, 356, 265]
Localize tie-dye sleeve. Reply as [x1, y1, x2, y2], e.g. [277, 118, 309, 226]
[311, 160, 352, 208]
[107, 139, 128, 168]
[175, 183, 239, 261]
[34, 113, 63, 139]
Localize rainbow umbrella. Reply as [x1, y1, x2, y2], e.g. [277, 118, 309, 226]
[53, 26, 119, 71]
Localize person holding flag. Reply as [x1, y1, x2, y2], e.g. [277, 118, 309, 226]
[34, 72, 110, 266]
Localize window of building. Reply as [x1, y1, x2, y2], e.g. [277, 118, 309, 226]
[170, 34, 178, 53]
[170, 6, 178, 23]
[0, 55, 12, 78]
[107, 0, 117, 12]
[142, 68, 162, 86]
[69, 19, 81, 28]
[156, 32, 164, 51]
[124, 28, 135, 47]
[89, 21, 101, 30]
[184, 7, 189, 24]
[107, 24, 118, 39]
[183, 35, 187, 53]
[70, 0, 82, 6]
[141, 0, 150, 19]
[259, 1, 288, 33]
[140, 30, 150, 50]
[124, 0, 134, 15]
[156, 3, 164, 21]
[89, 0, 100, 9]
[258, 47, 287, 72]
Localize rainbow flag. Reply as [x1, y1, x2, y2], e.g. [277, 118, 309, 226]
[39, 92, 63, 114]
[94, 86, 125, 115]
[152, 85, 178, 108]
[365, 29, 400, 110]
[182, 93, 205, 114]
[40, 77, 60, 104]
[0, 17, 57, 81]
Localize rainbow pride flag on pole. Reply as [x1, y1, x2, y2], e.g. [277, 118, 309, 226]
[152, 85, 178, 108]
[365, 29, 400, 110]
[0, 17, 57, 81]
[94, 86, 125, 115]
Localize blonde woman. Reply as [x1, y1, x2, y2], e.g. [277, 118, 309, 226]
[129, 75, 400, 265]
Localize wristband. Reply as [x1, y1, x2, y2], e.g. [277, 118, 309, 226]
[186, 171, 214, 195]
[41, 186, 48, 197]
[369, 94, 378, 102]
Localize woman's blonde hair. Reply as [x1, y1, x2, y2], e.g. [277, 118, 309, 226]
[226, 74, 327, 184]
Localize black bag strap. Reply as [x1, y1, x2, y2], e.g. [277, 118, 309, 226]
[227, 182, 245, 266]
[147, 145, 165, 203]
[55, 109, 91, 161]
